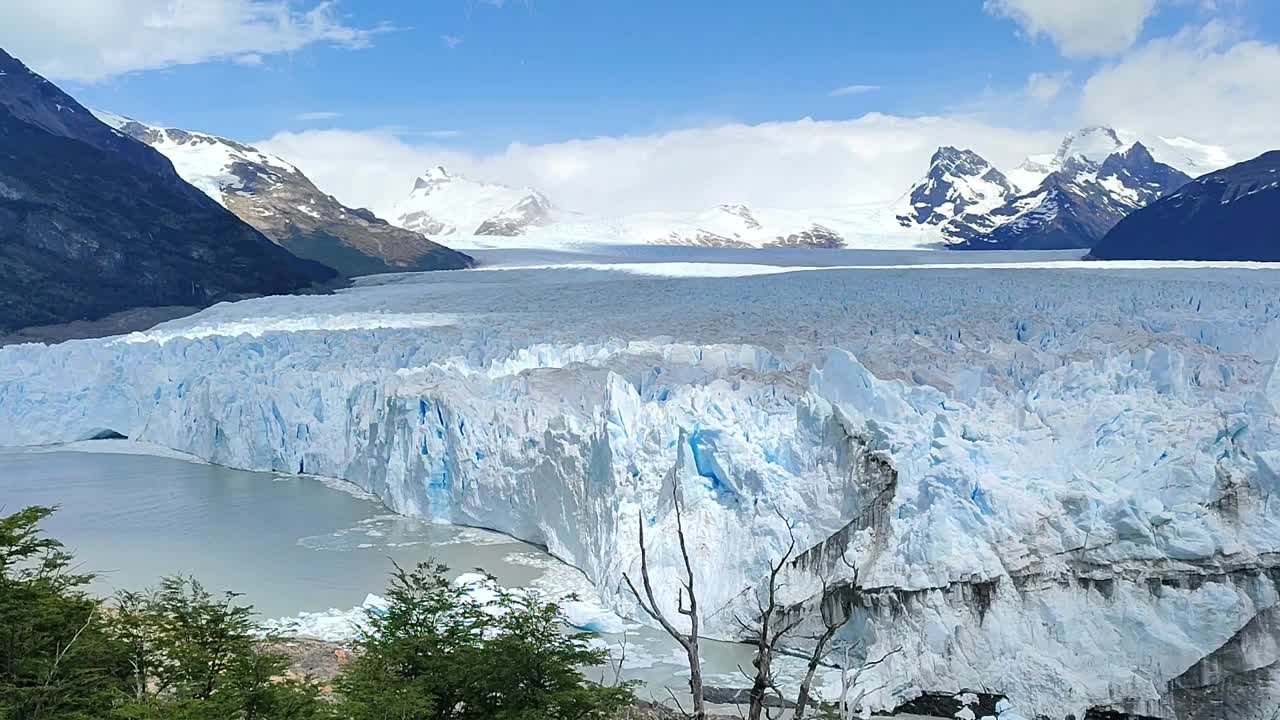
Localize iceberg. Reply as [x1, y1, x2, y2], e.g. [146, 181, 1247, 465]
[2, 256, 1278, 717]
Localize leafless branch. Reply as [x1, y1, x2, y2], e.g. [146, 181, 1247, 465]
[623, 484, 705, 719]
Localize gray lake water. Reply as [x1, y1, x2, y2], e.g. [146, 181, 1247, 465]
[0, 444, 544, 618]
[0, 442, 788, 702]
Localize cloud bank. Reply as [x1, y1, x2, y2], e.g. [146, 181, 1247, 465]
[1081, 22, 1280, 160]
[258, 116, 1059, 218]
[0, 0, 384, 82]
[984, 0, 1160, 57]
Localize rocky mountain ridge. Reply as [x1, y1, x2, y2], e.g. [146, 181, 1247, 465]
[899, 127, 1204, 250]
[1090, 150, 1280, 261]
[0, 47, 334, 333]
[95, 113, 472, 276]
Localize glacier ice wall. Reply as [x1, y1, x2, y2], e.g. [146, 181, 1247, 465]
[2, 262, 1279, 717]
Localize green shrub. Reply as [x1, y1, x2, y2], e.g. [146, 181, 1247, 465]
[335, 562, 634, 720]
[1, 507, 634, 720]
[0, 506, 122, 719]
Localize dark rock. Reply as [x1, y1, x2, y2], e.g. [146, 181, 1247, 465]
[899, 146, 1015, 227]
[475, 192, 553, 236]
[106, 118, 473, 275]
[1090, 150, 1280, 261]
[0, 47, 335, 333]
[765, 224, 846, 249]
[956, 142, 1190, 251]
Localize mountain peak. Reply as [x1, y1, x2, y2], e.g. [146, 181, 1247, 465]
[931, 145, 981, 164]
[1092, 150, 1280, 261]
[898, 146, 1013, 227]
[394, 169, 554, 239]
[412, 166, 455, 192]
[423, 165, 451, 181]
[1054, 126, 1125, 166]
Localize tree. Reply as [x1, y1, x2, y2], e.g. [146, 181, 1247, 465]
[734, 512, 804, 720]
[0, 505, 122, 720]
[335, 561, 632, 720]
[622, 488, 706, 720]
[107, 576, 332, 720]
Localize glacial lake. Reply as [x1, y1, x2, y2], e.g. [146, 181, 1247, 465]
[0, 442, 801, 702]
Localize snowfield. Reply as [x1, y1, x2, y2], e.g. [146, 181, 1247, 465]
[2, 248, 1278, 718]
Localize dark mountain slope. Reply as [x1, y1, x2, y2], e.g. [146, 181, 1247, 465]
[1091, 150, 1280, 261]
[0, 48, 334, 333]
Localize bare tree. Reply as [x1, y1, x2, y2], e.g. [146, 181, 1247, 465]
[792, 568, 851, 720]
[734, 511, 806, 720]
[623, 486, 706, 720]
[833, 642, 902, 719]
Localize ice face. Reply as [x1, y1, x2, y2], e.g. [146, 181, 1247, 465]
[1, 255, 1278, 717]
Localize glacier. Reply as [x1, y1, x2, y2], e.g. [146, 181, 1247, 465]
[2, 251, 1279, 718]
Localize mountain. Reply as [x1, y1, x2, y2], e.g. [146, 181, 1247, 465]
[588, 204, 850, 249]
[1009, 127, 1231, 192]
[893, 127, 1197, 250]
[0, 48, 333, 333]
[392, 167, 554, 238]
[957, 142, 1192, 250]
[896, 146, 1016, 228]
[765, 223, 845, 248]
[94, 113, 472, 276]
[647, 204, 766, 248]
[1006, 126, 1130, 192]
[1090, 150, 1280, 261]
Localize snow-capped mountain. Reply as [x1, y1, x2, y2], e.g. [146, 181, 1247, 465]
[532, 205, 894, 250]
[0, 47, 332, 333]
[93, 112, 472, 276]
[899, 127, 1208, 250]
[392, 167, 554, 238]
[619, 204, 850, 249]
[1006, 126, 1229, 193]
[1007, 126, 1131, 192]
[957, 142, 1192, 250]
[896, 146, 1015, 227]
[1091, 149, 1280, 261]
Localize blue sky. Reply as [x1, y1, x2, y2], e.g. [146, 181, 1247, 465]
[36, 0, 1276, 151]
[3, 1, 1277, 215]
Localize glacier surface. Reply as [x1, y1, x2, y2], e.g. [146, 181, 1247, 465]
[2, 251, 1279, 717]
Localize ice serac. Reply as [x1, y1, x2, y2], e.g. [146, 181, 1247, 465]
[1, 262, 1278, 718]
[94, 113, 473, 276]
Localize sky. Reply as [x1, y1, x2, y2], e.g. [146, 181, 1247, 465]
[1, 1, 1279, 216]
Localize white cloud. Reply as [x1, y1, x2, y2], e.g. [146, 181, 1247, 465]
[829, 84, 880, 97]
[985, 0, 1160, 57]
[1081, 21, 1280, 160]
[0, 0, 386, 82]
[257, 116, 1057, 219]
[296, 111, 342, 121]
[1024, 71, 1072, 103]
[441, 34, 464, 49]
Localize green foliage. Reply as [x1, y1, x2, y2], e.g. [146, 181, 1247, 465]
[335, 562, 634, 720]
[1, 507, 328, 720]
[106, 577, 331, 720]
[2, 508, 633, 720]
[0, 505, 122, 719]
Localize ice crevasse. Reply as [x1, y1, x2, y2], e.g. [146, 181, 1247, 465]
[1, 265, 1279, 718]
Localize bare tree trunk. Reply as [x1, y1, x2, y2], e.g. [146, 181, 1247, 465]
[792, 622, 839, 720]
[623, 487, 706, 719]
[742, 511, 801, 720]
